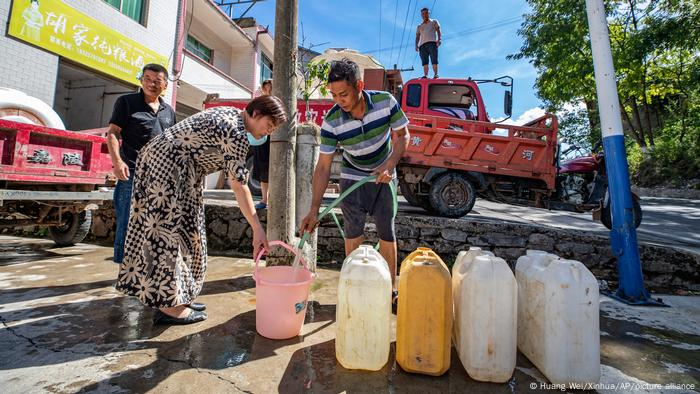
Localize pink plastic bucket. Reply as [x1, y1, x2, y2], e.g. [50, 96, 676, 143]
[253, 241, 314, 339]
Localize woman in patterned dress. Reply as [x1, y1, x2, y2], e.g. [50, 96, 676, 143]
[115, 95, 287, 325]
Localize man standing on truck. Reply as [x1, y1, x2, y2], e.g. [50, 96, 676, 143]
[299, 58, 410, 304]
[106, 64, 175, 264]
[415, 7, 442, 79]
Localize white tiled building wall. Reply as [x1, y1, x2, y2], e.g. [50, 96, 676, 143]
[0, 0, 179, 106]
[0, 0, 59, 105]
[229, 45, 258, 92]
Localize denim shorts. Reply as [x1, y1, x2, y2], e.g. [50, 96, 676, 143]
[339, 178, 396, 242]
[419, 42, 438, 66]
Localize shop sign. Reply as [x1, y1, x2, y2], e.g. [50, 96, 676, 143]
[8, 0, 168, 85]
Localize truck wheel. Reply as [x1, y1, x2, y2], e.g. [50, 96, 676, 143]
[399, 180, 435, 213]
[601, 195, 643, 230]
[48, 210, 92, 246]
[399, 180, 421, 206]
[245, 155, 262, 196]
[429, 173, 476, 218]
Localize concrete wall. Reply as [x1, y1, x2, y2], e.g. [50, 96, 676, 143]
[0, 0, 59, 105]
[54, 72, 132, 131]
[83, 201, 700, 293]
[229, 45, 257, 92]
[180, 54, 251, 100]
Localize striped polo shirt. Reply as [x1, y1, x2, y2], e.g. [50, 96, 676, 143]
[320, 90, 409, 181]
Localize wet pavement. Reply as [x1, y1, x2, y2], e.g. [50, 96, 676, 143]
[0, 235, 698, 393]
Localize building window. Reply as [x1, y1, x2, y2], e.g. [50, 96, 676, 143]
[103, 0, 146, 24]
[260, 53, 273, 82]
[186, 35, 212, 64]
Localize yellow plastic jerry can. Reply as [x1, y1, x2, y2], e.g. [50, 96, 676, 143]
[396, 247, 453, 376]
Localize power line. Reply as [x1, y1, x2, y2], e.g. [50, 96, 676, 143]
[379, 0, 382, 65]
[366, 16, 521, 55]
[389, 0, 399, 67]
[396, 0, 413, 66]
[400, 0, 419, 67]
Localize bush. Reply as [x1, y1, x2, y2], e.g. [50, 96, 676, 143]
[630, 121, 700, 187]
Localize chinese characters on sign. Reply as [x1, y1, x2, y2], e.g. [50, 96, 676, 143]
[8, 0, 166, 85]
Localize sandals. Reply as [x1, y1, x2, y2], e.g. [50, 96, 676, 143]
[153, 309, 207, 325]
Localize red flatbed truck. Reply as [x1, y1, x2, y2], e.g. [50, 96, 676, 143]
[0, 120, 113, 245]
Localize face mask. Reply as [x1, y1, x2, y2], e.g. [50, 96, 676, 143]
[247, 132, 268, 146]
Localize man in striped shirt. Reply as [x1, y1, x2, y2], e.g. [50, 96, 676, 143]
[300, 59, 410, 296]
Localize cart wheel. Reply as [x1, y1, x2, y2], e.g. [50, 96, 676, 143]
[399, 180, 435, 213]
[49, 210, 92, 247]
[600, 195, 643, 229]
[245, 155, 262, 196]
[399, 180, 421, 206]
[428, 173, 476, 218]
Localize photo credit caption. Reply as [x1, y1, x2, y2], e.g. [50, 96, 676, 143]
[529, 382, 696, 391]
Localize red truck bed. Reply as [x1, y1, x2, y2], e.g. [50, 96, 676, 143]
[0, 120, 112, 186]
[404, 113, 558, 189]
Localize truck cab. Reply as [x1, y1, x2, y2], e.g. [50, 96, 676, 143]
[401, 78, 488, 123]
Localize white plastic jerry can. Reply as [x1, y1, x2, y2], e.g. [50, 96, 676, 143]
[452, 247, 494, 351]
[452, 252, 517, 383]
[516, 254, 601, 386]
[336, 245, 392, 371]
[515, 250, 560, 358]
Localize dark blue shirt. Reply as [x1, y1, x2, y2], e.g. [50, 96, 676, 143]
[109, 91, 176, 170]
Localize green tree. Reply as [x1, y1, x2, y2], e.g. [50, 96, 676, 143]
[510, 0, 700, 185]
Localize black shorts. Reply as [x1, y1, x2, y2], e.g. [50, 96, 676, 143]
[339, 178, 396, 242]
[251, 139, 270, 182]
[419, 42, 438, 66]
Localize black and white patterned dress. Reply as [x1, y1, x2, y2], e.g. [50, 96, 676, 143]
[115, 107, 250, 308]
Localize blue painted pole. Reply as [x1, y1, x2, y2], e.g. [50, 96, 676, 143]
[585, 0, 657, 304]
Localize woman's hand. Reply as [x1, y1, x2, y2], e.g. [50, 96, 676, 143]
[252, 225, 269, 259]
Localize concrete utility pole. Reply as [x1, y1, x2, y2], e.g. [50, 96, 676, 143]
[585, 0, 662, 305]
[267, 0, 298, 264]
[296, 123, 320, 271]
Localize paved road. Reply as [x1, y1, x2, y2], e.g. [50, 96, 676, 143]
[469, 196, 700, 254]
[1, 235, 698, 392]
[203, 190, 700, 254]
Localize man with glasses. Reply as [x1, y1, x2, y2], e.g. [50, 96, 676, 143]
[106, 63, 176, 264]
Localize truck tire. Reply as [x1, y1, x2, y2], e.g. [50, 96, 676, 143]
[429, 173, 476, 218]
[601, 195, 643, 230]
[48, 210, 92, 246]
[399, 180, 435, 213]
[399, 180, 421, 206]
[245, 155, 262, 196]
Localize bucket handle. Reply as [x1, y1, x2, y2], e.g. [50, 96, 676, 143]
[254, 240, 309, 276]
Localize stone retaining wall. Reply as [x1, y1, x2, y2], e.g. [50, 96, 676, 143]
[82, 201, 700, 293]
[632, 186, 700, 200]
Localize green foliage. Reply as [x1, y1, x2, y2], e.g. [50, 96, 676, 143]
[302, 60, 330, 102]
[299, 59, 330, 123]
[511, 0, 700, 186]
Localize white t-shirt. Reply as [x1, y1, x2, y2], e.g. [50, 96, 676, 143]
[417, 19, 440, 47]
